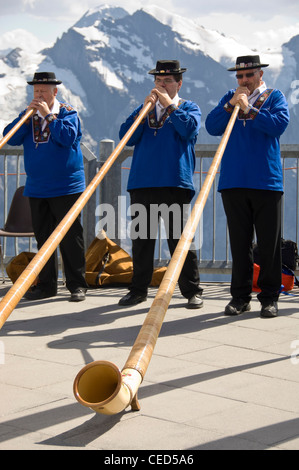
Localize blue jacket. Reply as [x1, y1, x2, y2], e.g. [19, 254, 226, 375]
[3, 103, 85, 198]
[205, 89, 289, 192]
[119, 100, 201, 197]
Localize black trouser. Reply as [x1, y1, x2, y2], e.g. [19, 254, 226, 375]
[128, 187, 202, 299]
[29, 193, 88, 293]
[221, 188, 282, 303]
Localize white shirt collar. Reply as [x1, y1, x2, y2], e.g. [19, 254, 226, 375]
[37, 98, 60, 129]
[156, 94, 180, 120]
[52, 98, 60, 114]
[248, 82, 267, 104]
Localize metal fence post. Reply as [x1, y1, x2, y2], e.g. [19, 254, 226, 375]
[81, 143, 97, 248]
[99, 139, 122, 246]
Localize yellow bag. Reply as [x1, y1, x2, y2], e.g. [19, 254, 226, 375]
[85, 230, 166, 287]
[6, 252, 38, 284]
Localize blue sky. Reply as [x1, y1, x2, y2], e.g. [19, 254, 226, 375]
[0, 0, 298, 49]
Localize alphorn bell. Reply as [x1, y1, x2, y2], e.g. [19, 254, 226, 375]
[0, 100, 154, 329]
[0, 109, 34, 150]
[73, 104, 241, 415]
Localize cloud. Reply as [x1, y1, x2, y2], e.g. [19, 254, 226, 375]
[0, 0, 121, 20]
[170, 0, 299, 21]
[2, 0, 299, 21]
[0, 0, 298, 49]
[1, 0, 79, 19]
[0, 0, 27, 14]
[188, 11, 299, 49]
[253, 22, 299, 49]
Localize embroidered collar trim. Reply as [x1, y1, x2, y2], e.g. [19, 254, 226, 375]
[238, 88, 274, 120]
[32, 102, 73, 144]
[148, 98, 185, 129]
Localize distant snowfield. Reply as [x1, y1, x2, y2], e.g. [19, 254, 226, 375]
[74, 23, 151, 88]
[142, 5, 286, 72]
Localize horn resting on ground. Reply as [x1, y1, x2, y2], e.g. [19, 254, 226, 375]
[0, 101, 154, 329]
[73, 105, 241, 415]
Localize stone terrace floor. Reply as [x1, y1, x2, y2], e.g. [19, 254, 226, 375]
[0, 280, 299, 451]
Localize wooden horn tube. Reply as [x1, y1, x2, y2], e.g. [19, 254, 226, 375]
[73, 361, 142, 415]
[0, 109, 34, 150]
[0, 101, 153, 329]
[73, 104, 241, 415]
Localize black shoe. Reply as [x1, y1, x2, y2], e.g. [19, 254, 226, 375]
[69, 288, 87, 302]
[119, 292, 147, 306]
[260, 301, 278, 318]
[24, 286, 57, 301]
[225, 298, 251, 316]
[187, 294, 204, 309]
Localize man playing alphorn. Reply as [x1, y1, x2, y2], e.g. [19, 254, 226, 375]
[119, 60, 203, 309]
[3, 72, 88, 302]
[206, 55, 289, 318]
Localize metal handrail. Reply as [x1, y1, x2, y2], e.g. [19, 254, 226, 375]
[1, 143, 298, 277]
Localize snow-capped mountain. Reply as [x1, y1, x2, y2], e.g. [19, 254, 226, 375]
[0, 4, 298, 149]
[0, 5, 298, 268]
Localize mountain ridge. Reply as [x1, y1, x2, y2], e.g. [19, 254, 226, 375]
[0, 5, 298, 264]
[0, 5, 298, 149]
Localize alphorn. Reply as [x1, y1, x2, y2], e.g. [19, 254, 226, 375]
[73, 104, 241, 415]
[0, 109, 34, 150]
[0, 101, 154, 329]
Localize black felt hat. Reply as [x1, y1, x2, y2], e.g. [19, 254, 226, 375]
[227, 55, 269, 72]
[148, 60, 187, 75]
[27, 72, 62, 85]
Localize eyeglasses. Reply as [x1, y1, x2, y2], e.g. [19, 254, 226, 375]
[236, 71, 259, 79]
[154, 78, 176, 85]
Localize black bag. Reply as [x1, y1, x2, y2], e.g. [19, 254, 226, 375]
[253, 238, 299, 271]
[281, 239, 299, 271]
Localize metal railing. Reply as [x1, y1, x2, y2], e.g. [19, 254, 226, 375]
[1, 142, 299, 278]
[97, 141, 299, 276]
